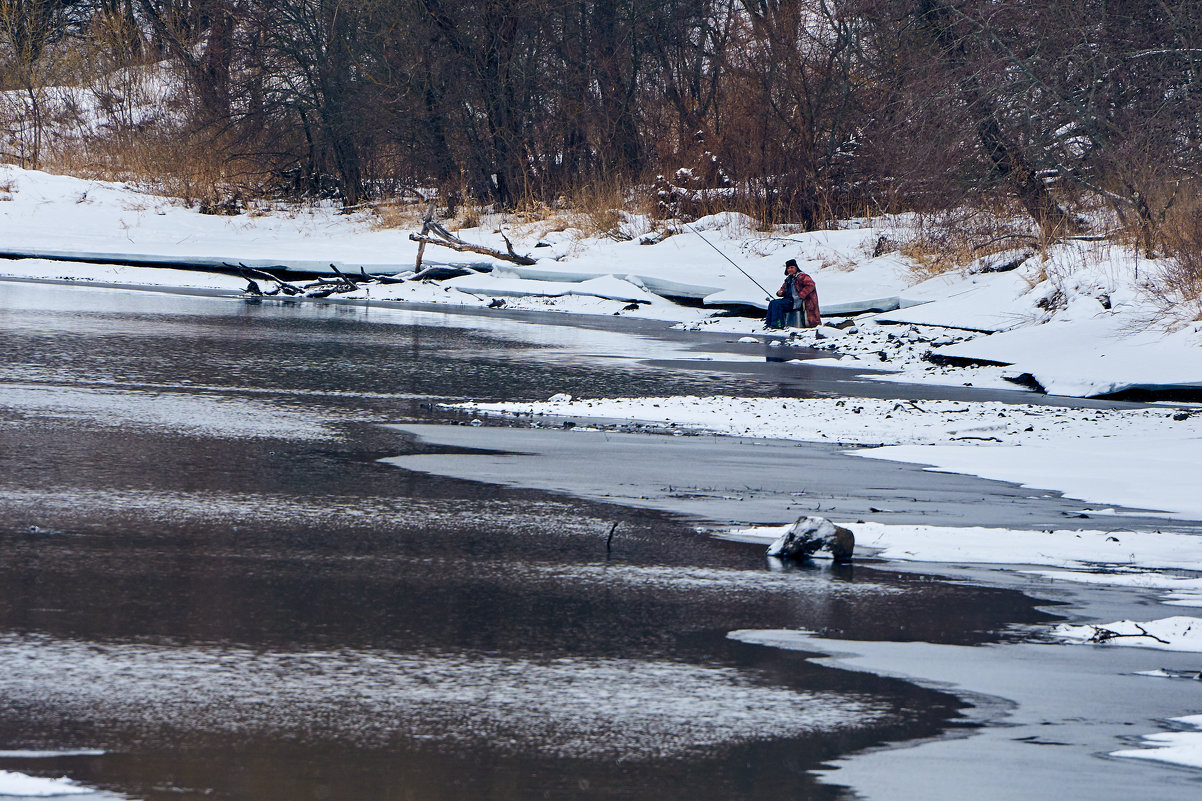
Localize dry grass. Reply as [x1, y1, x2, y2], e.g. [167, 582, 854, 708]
[888, 205, 1039, 280]
[367, 198, 431, 230]
[560, 179, 649, 238]
[1150, 190, 1202, 320]
[40, 125, 264, 208]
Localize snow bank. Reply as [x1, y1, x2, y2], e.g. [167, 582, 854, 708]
[862, 437, 1202, 520]
[1113, 716, 1202, 770]
[721, 522, 1202, 574]
[930, 314, 1202, 397]
[0, 753, 104, 760]
[876, 268, 1039, 332]
[0, 258, 244, 293]
[0, 770, 92, 797]
[1054, 617, 1202, 653]
[0, 165, 420, 275]
[1031, 570, 1202, 607]
[441, 272, 662, 304]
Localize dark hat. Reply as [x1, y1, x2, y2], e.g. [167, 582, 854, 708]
[784, 258, 799, 272]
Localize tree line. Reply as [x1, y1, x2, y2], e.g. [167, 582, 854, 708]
[2, 0, 1200, 244]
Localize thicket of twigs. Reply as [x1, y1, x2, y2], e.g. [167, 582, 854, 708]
[1, 1, 1200, 302]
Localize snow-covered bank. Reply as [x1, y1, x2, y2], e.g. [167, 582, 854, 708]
[721, 522, 1202, 575]
[3, 163, 1201, 399]
[0, 770, 92, 797]
[1114, 716, 1202, 771]
[1054, 617, 1202, 652]
[452, 394, 1202, 519]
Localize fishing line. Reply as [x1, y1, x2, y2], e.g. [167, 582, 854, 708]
[681, 221, 774, 300]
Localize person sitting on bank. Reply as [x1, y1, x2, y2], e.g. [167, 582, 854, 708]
[765, 259, 820, 329]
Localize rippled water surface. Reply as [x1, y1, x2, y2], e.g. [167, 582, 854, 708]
[0, 284, 1052, 801]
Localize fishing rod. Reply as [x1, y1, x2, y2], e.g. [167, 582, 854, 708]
[680, 220, 774, 301]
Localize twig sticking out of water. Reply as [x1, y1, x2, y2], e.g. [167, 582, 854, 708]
[606, 522, 619, 552]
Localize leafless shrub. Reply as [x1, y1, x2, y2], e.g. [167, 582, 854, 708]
[1148, 189, 1202, 321]
[889, 204, 1038, 280]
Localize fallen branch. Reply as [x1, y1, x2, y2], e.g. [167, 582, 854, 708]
[360, 266, 408, 284]
[230, 262, 360, 298]
[1088, 624, 1171, 645]
[410, 265, 478, 281]
[409, 218, 537, 266]
[326, 262, 361, 289]
[229, 263, 303, 296]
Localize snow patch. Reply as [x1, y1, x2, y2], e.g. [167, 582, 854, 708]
[1054, 617, 1202, 652]
[1113, 715, 1202, 770]
[0, 771, 92, 797]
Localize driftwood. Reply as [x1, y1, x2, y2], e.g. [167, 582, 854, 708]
[410, 265, 477, 281]
[230, 262, 362, 298]
[304, 265, 359, 298]
[231, 263, 303, 296]
[360, 266, 408, 284]
[409, 217, 537, 266]
[1087, 624, 1171, 645]
[413, 201, 436, 272]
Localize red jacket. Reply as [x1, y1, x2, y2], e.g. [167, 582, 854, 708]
[777, 272, 821, 327]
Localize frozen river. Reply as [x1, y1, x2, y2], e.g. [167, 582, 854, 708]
[0, 282, 1198, 801]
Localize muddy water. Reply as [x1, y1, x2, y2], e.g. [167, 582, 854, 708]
[0, 283, 1052, 801]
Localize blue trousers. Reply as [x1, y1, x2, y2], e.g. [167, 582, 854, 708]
[765, 298, 793, 328]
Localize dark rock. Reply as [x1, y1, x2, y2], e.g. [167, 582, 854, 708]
[766, 516, 855, 562]
[872, 235, 897, 257]
[827, 525, 855, 563]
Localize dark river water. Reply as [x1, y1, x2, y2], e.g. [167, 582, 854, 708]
[0, 283, 1057, 801]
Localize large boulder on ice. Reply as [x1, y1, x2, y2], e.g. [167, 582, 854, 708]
[766, 516, 855, 563]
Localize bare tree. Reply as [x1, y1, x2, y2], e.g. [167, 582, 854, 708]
[0, 0, 75, 167]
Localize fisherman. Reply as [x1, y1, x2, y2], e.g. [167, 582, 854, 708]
[765, 259, 820, 329]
